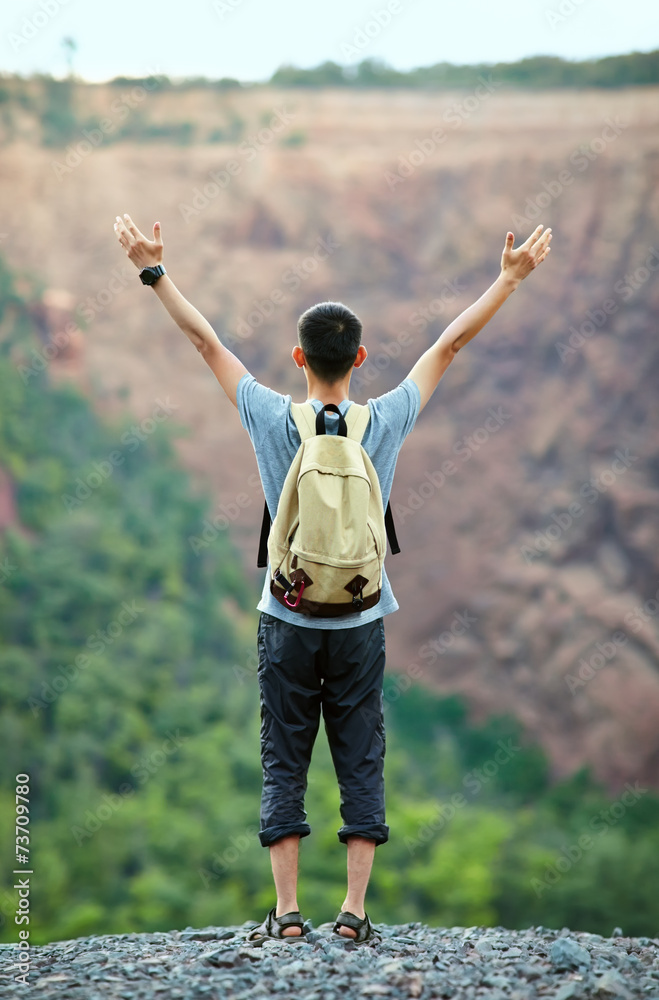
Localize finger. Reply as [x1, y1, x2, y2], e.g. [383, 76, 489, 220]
[532, 229, 552, 257]
[535, 245, 551, 266]
[115, 216, 137, 246]
[535, 227, 552, 247]
[123, 213, 145, 241]
[531, 227, 552, 253]
[114, 216, 131, 240]
[114, 220, 136, 255]
[114, 220, 126, 247]
[521, 224, 544, 249]
[153, 221, 163, 246]
[505, 232, 514, 249]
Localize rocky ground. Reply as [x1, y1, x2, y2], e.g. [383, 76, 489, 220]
[1, 921, 658, 999]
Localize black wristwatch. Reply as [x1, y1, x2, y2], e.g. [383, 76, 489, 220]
[139, 264, 166, 286]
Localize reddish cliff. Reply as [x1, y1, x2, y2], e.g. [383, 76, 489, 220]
[1, 81, 658, 790]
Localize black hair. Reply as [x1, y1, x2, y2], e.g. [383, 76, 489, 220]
[297, 301, 362, 383]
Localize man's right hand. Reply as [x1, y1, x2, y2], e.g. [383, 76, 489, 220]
[114, 214, 164, 270]
[113, 211, 250, 407]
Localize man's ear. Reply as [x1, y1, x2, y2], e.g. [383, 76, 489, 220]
[353, 346, 368, 368]
[292, 346, 306, 369]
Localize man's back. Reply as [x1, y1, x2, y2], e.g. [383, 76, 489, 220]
[236, 372, 421, 628]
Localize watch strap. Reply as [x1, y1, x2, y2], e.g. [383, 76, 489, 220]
[139, 264, 166, 285]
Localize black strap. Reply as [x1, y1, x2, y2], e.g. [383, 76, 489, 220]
[259, 499, 400, 564]
[315, 403, 348, 437]
[384, 500, 400, 555]
[257, 502, 271, 568]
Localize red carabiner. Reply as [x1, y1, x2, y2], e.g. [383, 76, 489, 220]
[284, 581, 305, 608]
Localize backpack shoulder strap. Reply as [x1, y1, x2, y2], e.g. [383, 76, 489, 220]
[258, 400, 314, 568]
[257, 501, 271, 568]
[290, 401, 317, 441]
[292, 400, 370, 442]
[346, 401, 401, 555]
[345, 402, 371, 443]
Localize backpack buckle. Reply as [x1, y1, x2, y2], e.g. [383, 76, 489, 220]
[345, 574, 368, 611]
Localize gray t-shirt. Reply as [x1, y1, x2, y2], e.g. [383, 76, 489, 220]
[236, 372, 421, 629]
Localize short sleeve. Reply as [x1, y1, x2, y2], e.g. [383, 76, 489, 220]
[236, 373, 292, 447]
[367, 378, 421, 448]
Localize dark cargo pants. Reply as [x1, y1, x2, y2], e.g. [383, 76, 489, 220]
[256, 611, 389, 848]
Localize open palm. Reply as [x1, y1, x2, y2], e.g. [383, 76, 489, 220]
[501, 225, 552, 282]
[114, 213, 164, 269]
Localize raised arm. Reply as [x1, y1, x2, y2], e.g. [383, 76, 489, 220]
[113, 214, 248, 408]
[407, 225, 552, 411]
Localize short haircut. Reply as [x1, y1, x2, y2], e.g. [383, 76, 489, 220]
[297, 301, 362, 383]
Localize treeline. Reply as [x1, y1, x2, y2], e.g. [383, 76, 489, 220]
[0, 76, 203, 148]
[268, 50, 659, 89]
[0, 48, 655, 148]
[0, 255, 659, 943]
[0, 75, 293, 149]
[69, 46, 659, 89]
[1, 47, 657, 104]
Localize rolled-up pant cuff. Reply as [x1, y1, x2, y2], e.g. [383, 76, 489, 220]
[259, 822, 311, 848]
[338, 823, 389, 846]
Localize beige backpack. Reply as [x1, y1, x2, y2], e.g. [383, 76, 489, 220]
[257, 402, 399, 617]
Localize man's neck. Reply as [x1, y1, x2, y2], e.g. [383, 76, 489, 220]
[304, 379, 351, 406]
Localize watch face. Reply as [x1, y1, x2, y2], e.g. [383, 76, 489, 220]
[141, 268, 157, 284]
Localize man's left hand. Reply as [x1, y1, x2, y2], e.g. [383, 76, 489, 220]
[114, 214, 164, 269]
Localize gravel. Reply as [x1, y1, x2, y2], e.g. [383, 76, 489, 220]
[1, 921, 658, 999]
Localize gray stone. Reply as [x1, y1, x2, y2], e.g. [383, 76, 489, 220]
[69, 950, 110, 964]
[593, 968, 634, 998]
[325, 945, 350, 961]
[378, 959, 404, 973]
[550, 937, 592, 970]
[180, 927, 234, 942]
[554, 982, 584, 1000]
[475, 937, 495, 955]
[482, 973, 511, 988]
[517, 961, 544, 979]
[9, 922, 659, 1000]
[201, 948, 240, 967]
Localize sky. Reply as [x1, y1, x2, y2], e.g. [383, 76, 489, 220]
[1, 0, 657, 83]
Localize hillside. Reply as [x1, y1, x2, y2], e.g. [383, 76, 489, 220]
[1, 79, 659, 792]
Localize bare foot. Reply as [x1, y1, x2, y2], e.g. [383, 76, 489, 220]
[337, 906, 365, 938]
[276, 908, 302, 937]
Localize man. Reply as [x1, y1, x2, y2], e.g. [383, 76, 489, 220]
[114, 213, 551, 942]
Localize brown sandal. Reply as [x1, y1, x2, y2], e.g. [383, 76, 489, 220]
[247, 906, 307, 941]
[332, 910, 380, 943]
